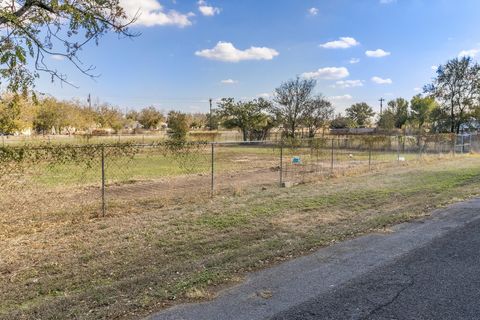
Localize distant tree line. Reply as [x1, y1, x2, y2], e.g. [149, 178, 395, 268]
[1, 56, 480, 140]
[372, 59, 480, 134]
[0, 96, 206, 139]
[215, 56, 480, 140]
[214, 77, 336, 141]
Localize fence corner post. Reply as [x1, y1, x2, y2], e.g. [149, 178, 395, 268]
[211, 143, 215, 197]
[279, 142, 283, 187]
[397, 136, 401, 163]
[330, 138, 335, 172]
[368, 143, 372, 170]
[453, 134, 456, 157]
[101, 146, 106, 217]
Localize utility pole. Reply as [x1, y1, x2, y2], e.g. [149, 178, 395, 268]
[88, 94, 92, 109]
[379, 98, 385, 116]
[209, 98, 213, 130]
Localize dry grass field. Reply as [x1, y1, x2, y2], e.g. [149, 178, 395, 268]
[1, 153, 480, 319]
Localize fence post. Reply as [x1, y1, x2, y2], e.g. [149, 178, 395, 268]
[453, 135, 456, 157]
[211, 143, 215, 197]
[331, 138, 334, 172]
[419, 138, 422, 160]
[101, 146, 106, 217]
[368, 143, 372, 170]
[397, 136, 401, 163]
[279, 143, 283, 187]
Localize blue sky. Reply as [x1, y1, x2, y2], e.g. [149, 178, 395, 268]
[37, 0, 480, 114]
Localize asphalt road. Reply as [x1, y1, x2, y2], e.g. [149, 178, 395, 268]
[272, 213, 480, 320]
[149, 199, 480, 320]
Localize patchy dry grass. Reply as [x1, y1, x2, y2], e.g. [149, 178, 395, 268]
[1, 156, 480, 319]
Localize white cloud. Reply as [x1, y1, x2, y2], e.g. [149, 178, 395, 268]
[380, 0, 396, 4]
[319, 37, 360, 49]
[371, 76, 392, 84]
[198, 0, 221, 16]
[349, 58, 360, 64]
[458, 49, 479, 58]
[301, 67, 349, 80]
[221, 79, 238, 84]
[195, 42, 279, 62]
[308, 7, 319, 16]
[334, 80, 364, 88]
[329, 94, 353, 101]
[365, 49, 391, 58]
[257, 92, 272, 99]
[51, 55, 65, 61]
[414, 87, 422, 92]
[120, 0, 194, 27]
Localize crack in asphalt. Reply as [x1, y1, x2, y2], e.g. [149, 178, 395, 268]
[360, 274, 415, 320]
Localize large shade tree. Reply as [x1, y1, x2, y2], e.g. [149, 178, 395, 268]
[387, 98, 409, 129]
[272, 77, 316, 138]
[378, 98, 409, 130]
[409, 95, 436, 131]
[216, 98, 274, 141]
[0, 1, 136, 94]
[425, 57, 480, 133]
[95, 104, 124, 132]
[137, 107, 164, 130]
[167, 111, 189, 141]
[345, 102, 375, 127]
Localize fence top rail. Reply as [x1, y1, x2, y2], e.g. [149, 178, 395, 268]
[0, 134, 464, 151]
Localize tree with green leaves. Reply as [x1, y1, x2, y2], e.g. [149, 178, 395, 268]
[377, 111, 396, 131]
[425, 57, 480, 133]
[409, 95, 436, 131]
[272, 77, 317, 137]
[0, 1, 136, 95]
[345, 102, 375, 127]
[0, 97, 22, 134]
[301, 95, 334, 137]
[388, 98, 409, 129]
[95, 105, 124, 133]
[33, 97, 95, 134]
[216, 98, 274, 141]
[378, 98, 409, 130]
[33, 99, 63, 134]
[429, 104, 452, 133]
[330, 114, 355, 129]
[167, 111, 189, 141]
[137, 107, 164, 130]
[126, 110, 139, 121]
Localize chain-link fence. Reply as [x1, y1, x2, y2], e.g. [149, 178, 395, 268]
[0, 133, 477, 217]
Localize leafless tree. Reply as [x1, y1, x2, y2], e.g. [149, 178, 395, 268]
[272, 76, 316, 138]
[301, 95, 334, 137]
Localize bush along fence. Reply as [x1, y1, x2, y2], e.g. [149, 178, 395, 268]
[0, 133, 475, 218]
